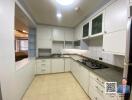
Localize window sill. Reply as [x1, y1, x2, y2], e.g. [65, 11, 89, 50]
[15, 58, 29, 71]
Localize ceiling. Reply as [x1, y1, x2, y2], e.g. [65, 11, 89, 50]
[15, 4, 35, 33]
[18, 0, 111, 28]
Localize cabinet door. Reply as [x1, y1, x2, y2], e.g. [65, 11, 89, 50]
[51, 59, 64, 73]
[92, 14, 103, 35]
[104, 94, 118, 100]
[104, 0, 127, 33]
[64, 29, 74, 41]
[79, 66, 90, 95]
[36, 59, 51, 74]
[64, 58, 71, 72]
[37, 39, 52, 48]
[37, 26, 53, 40]
[53, 28, 65, 41]
[103, 30, 126, 55]
[70, 60, 78, 77]
[75, 25, 82, 40]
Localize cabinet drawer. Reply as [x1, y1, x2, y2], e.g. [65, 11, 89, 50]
[37, 59, 51, 63]
[90, 72, 105, 87]
[36, 59, 51, 74]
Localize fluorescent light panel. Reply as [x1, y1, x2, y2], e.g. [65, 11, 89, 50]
[56, 0, 74, 6]
[57, 12, 62, 18]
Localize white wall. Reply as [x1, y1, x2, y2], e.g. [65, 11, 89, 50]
[0, 0, 17, 100]
[0, 0, 35, 100]
[15, 60, 35, 100]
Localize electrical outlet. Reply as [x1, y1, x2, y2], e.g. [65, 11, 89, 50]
[99, 57, 103, 61]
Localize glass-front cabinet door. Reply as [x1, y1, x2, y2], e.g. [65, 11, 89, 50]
[92, 14, 103, 35]
[83, 23, 89, 38]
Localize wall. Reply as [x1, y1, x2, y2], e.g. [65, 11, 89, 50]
[74, 0, 125, 68]
[0, 0, 36, 100]
[15, 60, 35, 100]
[0, 0, 17, 100]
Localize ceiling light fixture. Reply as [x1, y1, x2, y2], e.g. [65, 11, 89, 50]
[57, 12, 62, 18]
[22, 30, 28, 34]
[56, 0, 74, 6]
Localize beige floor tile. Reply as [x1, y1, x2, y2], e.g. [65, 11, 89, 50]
[22, 73, 90, 100]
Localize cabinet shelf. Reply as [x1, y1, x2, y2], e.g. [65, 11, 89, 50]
[82, 33, 103, 40]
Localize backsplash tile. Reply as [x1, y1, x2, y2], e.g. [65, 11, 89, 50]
[87, 37, 124, 68]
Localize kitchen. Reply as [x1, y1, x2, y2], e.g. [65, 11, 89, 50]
[0, 0, 132, 100]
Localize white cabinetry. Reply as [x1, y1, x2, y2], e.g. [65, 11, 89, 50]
[74, 25, 82, 40]
[64, 29, 74, 41]
[36, 59, 51, 74]
[64, 58, 71, 72]
[104, 0, 127, 33]
[51, 59, 64, 73]
[37, 26, 52, 48]
[71, 60, 80, 80]
[79, 65, 90, 94]
[103, 30, 126, 55]
[37, 39, 52, 48]
[53, 28, 65, 41]
[89, 72, 105, 100]
[103, 0, 127, 55]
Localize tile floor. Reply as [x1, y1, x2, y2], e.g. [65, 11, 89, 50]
[22, 73, 90, 100]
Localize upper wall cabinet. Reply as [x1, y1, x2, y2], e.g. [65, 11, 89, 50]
[53, 28, 65, 41]
[83, 23, 89, 38]
[64, 29, 74, 41]
[104, 0, 127, 33]
[75, 25, 82, 40]
[91, 14, 103, 35]
[37, 26, 53, 40]
[103, 0, 128, 55]
[37, 26, 53, 49]
[103, 30, 126, 55]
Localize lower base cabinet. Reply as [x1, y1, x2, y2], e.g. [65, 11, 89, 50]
[71, 60, 90, 95]
[36, 59, 51, 74]
[79, 65, 90, 95]
[51, 58, 64, 73]
[64, 58, 71, 72]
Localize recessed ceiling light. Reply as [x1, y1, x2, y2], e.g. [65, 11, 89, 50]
[56, 0, 74, 6]
[22, 30, 28, 33]
[57, 13, 62, 18]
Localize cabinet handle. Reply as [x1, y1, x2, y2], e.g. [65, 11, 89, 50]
[42, 69, 46, 71]
[41, 64, 46, 66]
[96, 78, 104, 85]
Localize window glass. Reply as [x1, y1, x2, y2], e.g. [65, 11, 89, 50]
[20, 40, 28, 51]
[92, 14, 103, 35]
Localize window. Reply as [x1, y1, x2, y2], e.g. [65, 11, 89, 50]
[20, 40, 28, 51]
[92, 14, 103, 35]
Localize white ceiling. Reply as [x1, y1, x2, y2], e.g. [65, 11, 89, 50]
[18, 0, 111, 28]
[15, 4, 35, 32]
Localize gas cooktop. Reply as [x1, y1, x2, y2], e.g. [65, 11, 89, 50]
[77, 59, 108, 69]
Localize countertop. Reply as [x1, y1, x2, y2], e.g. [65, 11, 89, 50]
[77, 61, 123, 85]
[36, 54, 123, 85]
